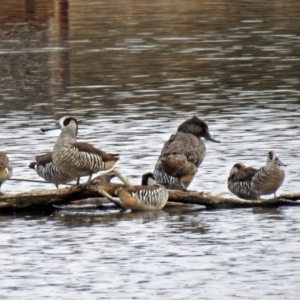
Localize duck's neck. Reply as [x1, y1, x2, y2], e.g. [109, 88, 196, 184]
[56, 131, 77, 148]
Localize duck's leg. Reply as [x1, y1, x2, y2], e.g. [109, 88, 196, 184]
[76, 177, 80, 186]
[86, 174, 93, 186]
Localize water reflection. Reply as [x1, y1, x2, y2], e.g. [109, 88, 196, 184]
[52, 204, 204, 227]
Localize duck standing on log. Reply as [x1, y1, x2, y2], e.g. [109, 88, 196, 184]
[252, 151, 286, 198]
[228, 151, 286, 199]
[153, 116, 220, 191]
[41, 116, 119, 185]
[29, 152, 76, 188]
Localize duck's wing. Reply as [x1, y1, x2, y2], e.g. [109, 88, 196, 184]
[74, 142, 119, 162]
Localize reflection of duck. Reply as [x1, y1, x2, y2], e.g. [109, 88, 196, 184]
[115, 171, 169, 211]
[154, 116, 220, 190]
[117, 208, 168, 222]
[0, 151, 12, 190]
[227, 163, 259, 200]
[42, 116, 119, 185]
[252, 151, 286, 198]
[29, 152, 75, 188]
[228, 151, 286, 199]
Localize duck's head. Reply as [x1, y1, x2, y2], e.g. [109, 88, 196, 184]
[177, 116, 220, 143]
[229, 162, 246, 177]
[267, 151, 286, 167]
[41, 116, 78, 137]
[141, 172, 157, 186]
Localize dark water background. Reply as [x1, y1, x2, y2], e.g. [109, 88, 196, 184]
[0, 1, 300, 299]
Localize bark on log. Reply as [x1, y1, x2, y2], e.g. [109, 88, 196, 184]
[167, 190, 300, 207]
[279, 192, 300, 201]
[0, 170, 299, 211]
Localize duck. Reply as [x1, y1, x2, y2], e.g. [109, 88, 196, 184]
[42, 116, 119, 185]
[29, 152, 75, 188]
[153, 158, 182, 189]
[104, 170, 169, 211]
[154, 116, 220, 190]
[227, 162, 259, 200]
[0, 151, 12, 190]
[251, 151, 286, 198]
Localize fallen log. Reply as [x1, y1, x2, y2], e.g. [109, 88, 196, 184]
[278, 192, 300, 201]
[0, 172, 124, 210]
[0, 170, 299, 211]
[167, 190, 300, 208]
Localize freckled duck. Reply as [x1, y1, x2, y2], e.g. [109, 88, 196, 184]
[154, 116, 220, 190]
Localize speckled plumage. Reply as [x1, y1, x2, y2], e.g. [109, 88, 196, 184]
[50, 116, 119, 185]
[251, 151, 286, 198]
[0, 151, 12, 189]
[154, 116, 220, 190]
[29, 152, 75, 188]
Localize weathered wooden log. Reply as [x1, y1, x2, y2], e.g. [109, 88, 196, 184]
[279, 192, 300, 201]
[167, 190, 300, 207]
[0, 170, 299, 211]
[0, 171, 124, 209]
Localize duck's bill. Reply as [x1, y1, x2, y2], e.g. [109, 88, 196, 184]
[40, 124, 60, 132]
[276, 157, 287, 167]
[203, 132, 221, 143]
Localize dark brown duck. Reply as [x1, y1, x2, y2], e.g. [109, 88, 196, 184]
[154, 116, 220, 190]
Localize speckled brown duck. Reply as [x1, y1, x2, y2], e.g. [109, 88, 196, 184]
[114, 171, 169, 211]
[251, 151, 286, 198]
[0, 151, 12, 190]
[153, 116, 220, 190]
[42, 116, 119, 185]
[29, 152, 75, 188]
[227, 162, 259, 200]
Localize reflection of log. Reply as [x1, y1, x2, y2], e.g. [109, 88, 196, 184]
[0, 170, 299, 210]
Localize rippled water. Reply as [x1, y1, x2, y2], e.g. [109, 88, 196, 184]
[1, 0, 300, 298]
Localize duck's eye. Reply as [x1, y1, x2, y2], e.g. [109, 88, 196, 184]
[63, 118, 72, 126]
[268, 151, 273, 160]
[234, 163, 241, 170]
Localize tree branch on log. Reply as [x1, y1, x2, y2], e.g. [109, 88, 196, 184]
[0, 169, 299, 211]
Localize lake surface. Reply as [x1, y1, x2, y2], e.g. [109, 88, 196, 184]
[0, 0, 300, 299]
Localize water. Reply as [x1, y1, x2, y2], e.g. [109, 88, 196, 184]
[0, 0, 300, 298]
